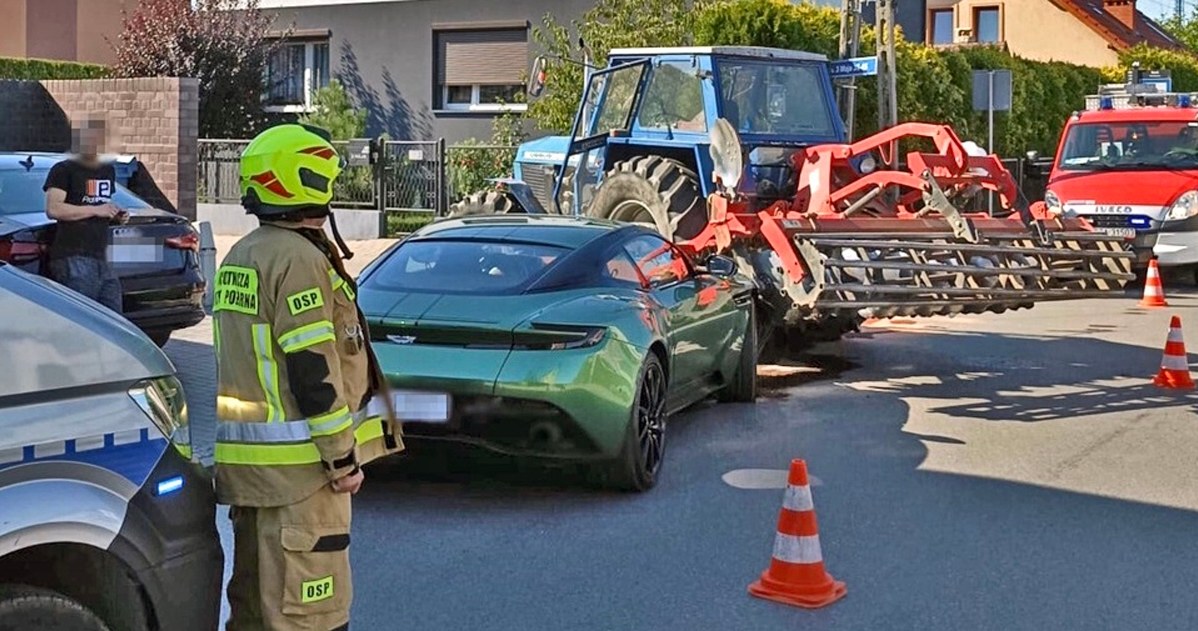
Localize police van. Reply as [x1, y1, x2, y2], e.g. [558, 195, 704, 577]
[0, 262, 221, 630]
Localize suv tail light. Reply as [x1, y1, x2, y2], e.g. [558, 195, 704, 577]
[0, 238, 45, 264]
[165, 232, 199, 251]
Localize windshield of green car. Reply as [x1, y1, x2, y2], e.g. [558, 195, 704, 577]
[1058, 120, 1198, 170]
[0, 166, 150, 215]
[369, 240, 570, 294]
[717, 59, 836, 137]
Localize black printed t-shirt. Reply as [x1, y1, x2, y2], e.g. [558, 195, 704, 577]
[42, 159, 116, 260]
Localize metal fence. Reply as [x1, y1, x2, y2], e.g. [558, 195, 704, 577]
[197, 139, 245, 204]
[198, 138, 517, 222]
[199, 139, 1054, 230]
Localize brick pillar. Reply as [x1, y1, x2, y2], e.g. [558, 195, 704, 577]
[40, 76, 200, 220]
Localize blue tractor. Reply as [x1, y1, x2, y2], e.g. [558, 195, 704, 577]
[453, 46, 844, 242]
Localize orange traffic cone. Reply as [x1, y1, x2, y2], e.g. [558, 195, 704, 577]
[1141, 259, 1168, 307]
[748, 459, 846, 609]
[1154, 316, 1195, 390]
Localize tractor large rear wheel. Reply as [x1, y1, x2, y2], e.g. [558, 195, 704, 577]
[447, 190, 519, 218]
[586, 156, 704, 240]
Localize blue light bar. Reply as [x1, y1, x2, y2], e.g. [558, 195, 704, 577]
[155, 476, 184, 496]
[1100, 96, 1114, 110]
[1129, 216, 1151, 228]
[1181, 95, 1193, 108]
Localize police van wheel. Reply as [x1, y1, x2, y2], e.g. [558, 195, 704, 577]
[0, 586, 110, 631]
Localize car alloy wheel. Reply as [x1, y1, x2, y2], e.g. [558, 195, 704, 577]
[637, 359, 667, 476]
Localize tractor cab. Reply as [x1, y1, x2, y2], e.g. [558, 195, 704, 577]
[500, 46, 844, 231]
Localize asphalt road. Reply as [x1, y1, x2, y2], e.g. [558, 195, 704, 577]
[167, 284, 1198, 631]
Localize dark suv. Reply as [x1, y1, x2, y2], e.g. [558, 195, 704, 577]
[0, 153, 205, 346]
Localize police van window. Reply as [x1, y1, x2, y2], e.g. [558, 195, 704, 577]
[1059, 121, 1198, 170]
[0, 166, 150, 216]
[637, 60, 707, 132]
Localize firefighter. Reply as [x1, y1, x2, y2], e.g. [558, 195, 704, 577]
[213, 123, 404, 631]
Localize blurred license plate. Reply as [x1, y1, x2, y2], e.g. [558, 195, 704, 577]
[392, 391, 451, 423]
[108, 240, 160, 263]
[1100, 228, 1136, 238]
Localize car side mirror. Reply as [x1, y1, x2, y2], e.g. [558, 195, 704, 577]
[704, 254, 738, 277]
[528, 56, 548, 98]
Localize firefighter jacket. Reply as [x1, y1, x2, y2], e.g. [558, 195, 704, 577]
[212, 222, 403, 507]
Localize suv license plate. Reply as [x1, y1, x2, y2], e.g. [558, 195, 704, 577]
[1100, 227, 1136, 238]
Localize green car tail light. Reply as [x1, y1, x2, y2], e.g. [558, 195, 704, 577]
[516, 324, 607, 350]
[128, 375, 192, 460]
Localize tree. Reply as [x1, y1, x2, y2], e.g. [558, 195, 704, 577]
[528, 0, 707, 133]
[299, 80, 367, 140]
[1159, 9, 1198, 54]
[111, 0, 287, 138]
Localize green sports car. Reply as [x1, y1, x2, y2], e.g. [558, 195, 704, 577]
[356, 215, 758, 491]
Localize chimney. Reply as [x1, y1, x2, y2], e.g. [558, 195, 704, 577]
[1103, 0, 1137, 30]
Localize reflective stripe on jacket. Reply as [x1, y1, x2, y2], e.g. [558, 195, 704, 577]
[212, 223, 403, 507]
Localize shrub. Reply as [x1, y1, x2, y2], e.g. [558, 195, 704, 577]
[447, 109, 526, 200]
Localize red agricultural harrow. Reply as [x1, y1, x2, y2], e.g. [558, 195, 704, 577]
[681, 122, 1135, 323]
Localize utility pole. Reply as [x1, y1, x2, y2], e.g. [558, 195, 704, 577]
[1177, 0, 1184, 22]
[874, 0, 899, 166]
[837, 0, 864, 139]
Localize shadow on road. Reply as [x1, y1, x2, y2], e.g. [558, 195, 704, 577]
[844, 330, 1198, 423]
[706, 327, 1198, 630]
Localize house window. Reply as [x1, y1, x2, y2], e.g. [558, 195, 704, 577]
[974, 7, 1001, 43]
[435, 26, 528, 112]
[265, 39, 331, 113]
[928, 9, 954, 45]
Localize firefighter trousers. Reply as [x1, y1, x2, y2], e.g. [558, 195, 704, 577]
[226, 484, 353, 631]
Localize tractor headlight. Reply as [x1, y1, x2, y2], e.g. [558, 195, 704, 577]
[858, 155, 877, 174]
[1167, 190, 1198, 221]
[1044, 190, 1062, 212]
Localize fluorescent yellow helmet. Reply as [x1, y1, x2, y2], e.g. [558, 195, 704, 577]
[239, 123, 344, 215]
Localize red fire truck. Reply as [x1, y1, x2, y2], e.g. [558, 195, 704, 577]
[1046, 81, 1198, 276]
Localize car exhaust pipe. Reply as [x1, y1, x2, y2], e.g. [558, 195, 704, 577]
[529, 421, 563, 446]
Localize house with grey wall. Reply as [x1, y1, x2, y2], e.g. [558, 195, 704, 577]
[257, 0, 596, 144]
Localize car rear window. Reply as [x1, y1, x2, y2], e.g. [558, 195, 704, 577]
[367, 239, 569, 294]
[0, 167, 150, 216]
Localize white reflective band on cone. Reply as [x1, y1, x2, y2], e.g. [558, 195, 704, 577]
[1162, 354, 1190, 371]
[772, 533, 824, 565]
[1168, 329, 1185, 343]
[782, 485, 814, 512]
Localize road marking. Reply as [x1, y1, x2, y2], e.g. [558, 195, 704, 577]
[722, 468, 823, 489]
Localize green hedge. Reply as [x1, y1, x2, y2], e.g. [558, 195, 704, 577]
[1108, 45, 1198, 91]
[0, 56, 108, 80]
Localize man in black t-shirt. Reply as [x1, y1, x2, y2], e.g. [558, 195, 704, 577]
[43, 117, 125, 314]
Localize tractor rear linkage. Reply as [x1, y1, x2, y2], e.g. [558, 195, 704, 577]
[677, 123, 1135, 320]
